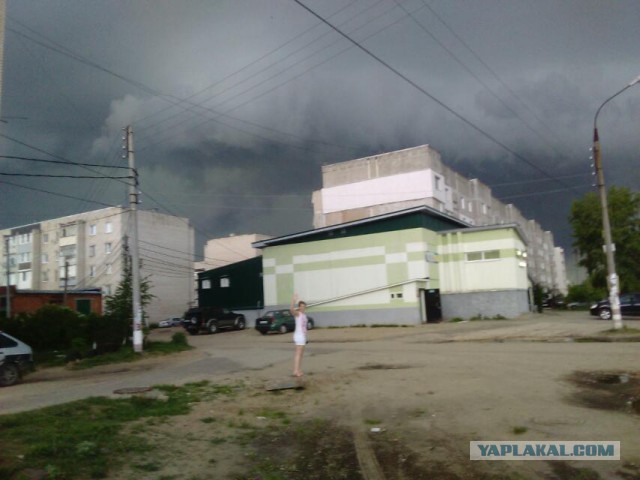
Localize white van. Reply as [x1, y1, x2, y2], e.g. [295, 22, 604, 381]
[0, 331, 34, 387]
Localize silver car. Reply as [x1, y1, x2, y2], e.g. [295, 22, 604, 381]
[0, 331, 34, 387]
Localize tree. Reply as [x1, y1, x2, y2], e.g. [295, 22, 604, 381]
[569, 187, 640, 292]
[104, 244, 154, 327]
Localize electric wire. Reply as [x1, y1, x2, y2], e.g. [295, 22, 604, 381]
[0, 180, 120, 208]
[0, 172, 131, 179]
[291, 0, 578, 194]
[0, 155, 130, 169]
[393, 0, 569, 160]
[136, 1, 415, 152]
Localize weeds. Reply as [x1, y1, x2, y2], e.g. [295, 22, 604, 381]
[0, 381, 237, 479]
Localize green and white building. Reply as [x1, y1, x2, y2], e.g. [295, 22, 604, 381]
[253, 206, 531, 326]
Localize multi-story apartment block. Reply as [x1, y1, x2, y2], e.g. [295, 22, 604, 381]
[312, 144, 567, 294]
[195, 233, 271, 272]
[1, 206, 195, 322]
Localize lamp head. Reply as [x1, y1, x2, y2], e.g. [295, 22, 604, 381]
[629, 75, 640, 87]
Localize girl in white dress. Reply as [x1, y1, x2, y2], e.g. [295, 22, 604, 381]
[290, 294, 308, 377]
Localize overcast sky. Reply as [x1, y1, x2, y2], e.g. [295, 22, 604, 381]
[1, 0, 639, 261]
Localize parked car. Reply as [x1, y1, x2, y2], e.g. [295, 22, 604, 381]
[182, 307, 246, 335]
[0, 331, 34, 387]
[158, 317, 183, 328]
[255, 309, 315, 335]
[590, 293, 640, 320]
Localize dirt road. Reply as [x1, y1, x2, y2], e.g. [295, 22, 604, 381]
[2, 311, 639, 479]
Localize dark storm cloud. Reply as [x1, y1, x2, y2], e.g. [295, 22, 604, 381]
[1, 0, 639, 257]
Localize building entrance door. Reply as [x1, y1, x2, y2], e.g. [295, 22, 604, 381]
[420, 289, 442, 323]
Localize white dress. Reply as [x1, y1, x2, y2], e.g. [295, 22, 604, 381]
[293, 312, 308, 346]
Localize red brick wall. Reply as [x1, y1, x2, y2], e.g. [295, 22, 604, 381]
[0, 287, 103, 316]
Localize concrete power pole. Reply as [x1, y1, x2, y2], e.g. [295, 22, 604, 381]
[63, 260, 69, 305]
[124, 126, 143, 352]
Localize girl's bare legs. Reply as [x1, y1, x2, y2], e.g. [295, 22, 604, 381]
[293, 345, 305, 377]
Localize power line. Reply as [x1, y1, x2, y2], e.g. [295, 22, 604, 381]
[8, 21, 358, 157]
[393, 0, 567, 160]
[0, 155, 129, 169]
[291, 0, 577, 194]
[132, 0, 362, 129]
[0, 132, 132, 189]
[0, 180, 119, 208]
[420, 0, 569, 150]
[137, 1, 411, 153]
[0, 172, 131, 179]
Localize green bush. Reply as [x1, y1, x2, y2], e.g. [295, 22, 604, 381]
[0, 306, 129, 355]
[171, 332, 188, 346]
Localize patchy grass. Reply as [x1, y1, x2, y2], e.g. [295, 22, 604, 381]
[602, 326, 640, 335]
[512, 426, 528, 434]
[364, 418, 382, 425]
[548, 462, 602, 480]
[470, 314, 509, 321]
[69, 338, 193, 370]
[0, 381, 238, 480]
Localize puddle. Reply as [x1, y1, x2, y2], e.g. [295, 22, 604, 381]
[566, 371, 640, 415]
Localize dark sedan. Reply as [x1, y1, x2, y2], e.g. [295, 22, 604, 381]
[183, 307, 246, 335]
[255, 309, 315, 335]
[590, 293, 640, 320]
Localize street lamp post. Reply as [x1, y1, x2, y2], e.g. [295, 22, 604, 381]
[592, 75, 640, 330]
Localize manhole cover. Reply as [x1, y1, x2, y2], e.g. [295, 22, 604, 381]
[113, 387, 153, 395]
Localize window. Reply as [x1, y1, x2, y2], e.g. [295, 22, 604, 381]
[105, 243, 112, 254]
[61, 225, 76, 237]
[104, 285, 112, 295]
[89, 245, 96, 257]
[105, 222, 113, 234]
[460, 198, 466, 210]
[43, 233, 49, 243]
[20, 252, 31, 263]
[466, 252, 482, 262]
[106, 263, 112, 274]
[468, 202, 473, 213]
[89, 224, 97, 236]
[201, 279, 211, 289]
[42, 254, 48, 264]
[484, 250, 500, 260]
[434, 176, 441, 190]
[21, 272, 28, 281]
[0, 333, 18, 348]
[466, 250, 500, 262]
[220, 277, 230, 288]
[42, 271, 49, 282]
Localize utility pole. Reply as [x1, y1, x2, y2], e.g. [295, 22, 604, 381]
[63, 260, 69, 305]
[124, 126, 143, 352]
[4, 235, 10, 319]
[591, 75, 639, 330]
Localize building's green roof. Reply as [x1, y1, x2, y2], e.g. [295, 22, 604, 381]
[253, 206, 469, 248]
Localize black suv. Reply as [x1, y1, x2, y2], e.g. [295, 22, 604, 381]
[182, 307, 246, 335]
[590, 293, 640, 320]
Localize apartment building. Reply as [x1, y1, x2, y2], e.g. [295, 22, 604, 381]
[1, 206, 195, 323]
[194, 233, 271, 272]
[312, 144, 567, 294]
